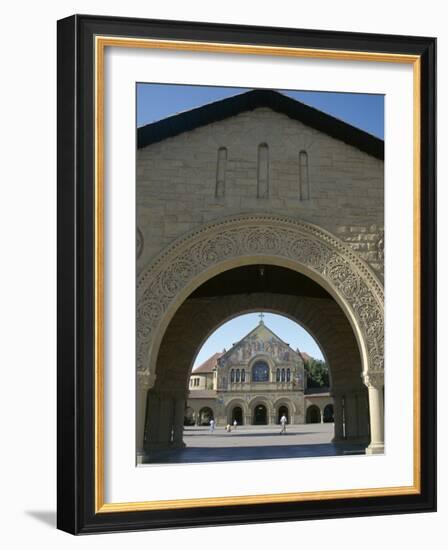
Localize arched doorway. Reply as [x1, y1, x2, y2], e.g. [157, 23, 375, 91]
[232, 406, 243, 426]
[306, 405, 321, 424]
[253, 404, 268, 425]
[277, 405, 289, 424]
[184, 406, 195, 426]
[323, 404, 334, 423]
[137, 215, 384, 456]
[142, 272, 371, 451]
[198, 407, 214, 426]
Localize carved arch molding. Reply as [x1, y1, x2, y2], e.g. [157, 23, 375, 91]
[136, 215, 384, 386]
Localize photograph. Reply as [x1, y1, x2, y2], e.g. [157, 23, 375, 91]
[135, 85, 385, 465]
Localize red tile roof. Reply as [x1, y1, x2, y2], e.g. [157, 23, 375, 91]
[192, 352, 223, 373]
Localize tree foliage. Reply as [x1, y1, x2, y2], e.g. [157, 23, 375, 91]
[304, 358, 329, 388]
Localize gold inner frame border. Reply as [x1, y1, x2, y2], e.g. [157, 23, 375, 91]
[94, 35, 421, 513]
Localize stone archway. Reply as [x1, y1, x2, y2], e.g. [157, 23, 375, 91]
[252, 404, 268, 425]
[274, 397, 295, 424]
[231, 406, 243, 426]
[198, 407, 214, 426]
[184, 406, 195, 426]
[137, 215, 384, 456]
[278, 405, 289, 424]
[324, 404, 334, 423]
[226, 399, 247, 425]
[307, 405, 321, 424]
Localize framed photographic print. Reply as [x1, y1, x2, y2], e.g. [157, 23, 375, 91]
[57, 14, 436, 534]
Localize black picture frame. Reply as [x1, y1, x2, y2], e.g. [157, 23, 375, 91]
[57, 14, 436, 534]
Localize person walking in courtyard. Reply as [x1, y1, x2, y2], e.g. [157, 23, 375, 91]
[280, 414, 287, 434]
[209, 418, 215, 432]
[233, 419, 237, 430]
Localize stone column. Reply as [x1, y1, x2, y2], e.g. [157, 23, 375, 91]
[320, 408, 324, 424]
[344, 393, 359, 440]
[136, 376, 151, 461]
[332, 394, 344, 442]
[144, 390, 175, 452]
[155, 394, 174, 447]
[172, 393, 187, 449]
[363, 372, 384, 454]
[356, 390, 370, 441]
[144, 390, 161, 453]
[159, 394, 175, 448]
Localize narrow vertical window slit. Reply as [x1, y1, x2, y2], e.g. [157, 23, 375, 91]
[257, 143, 269, 198]
[216, 147, 227, 198]
[299, 150, 310, 201]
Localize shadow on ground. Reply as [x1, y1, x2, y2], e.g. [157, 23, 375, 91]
[25, 510, 56, 528]
[142, 443, 366, 464]
[185, 430, 322, 438]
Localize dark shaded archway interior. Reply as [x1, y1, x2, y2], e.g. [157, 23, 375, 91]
[232, 407, 243, 425]
[199, 407, 214, 425]
[191, 265, 332, 299]
[307, 405, 321, 424]
[253, 404, 268, 425]
[324, 404, 335, 423]
[278, 405, 289, 424]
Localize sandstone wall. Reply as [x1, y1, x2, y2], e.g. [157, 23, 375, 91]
[137, 107, 384, 279]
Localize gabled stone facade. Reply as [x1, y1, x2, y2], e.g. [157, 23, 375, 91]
[187, 321, 332, 426]
[137, 91, 384, 281]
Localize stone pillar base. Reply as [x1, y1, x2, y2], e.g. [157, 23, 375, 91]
[366, 443, 385, 455]
[345, 436, 369, 444]
[333, 436, 369, 447]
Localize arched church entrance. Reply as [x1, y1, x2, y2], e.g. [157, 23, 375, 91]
[253, 404, 268, 425]
[232, 406, 243, 426]
[184, 406, 195, 426]
[137, 215, 384, 457]
[198, 407, 214, 426]
[278, 405, 289, 424]
[307, 405, 321, 424]
[324, 404, 334, 423]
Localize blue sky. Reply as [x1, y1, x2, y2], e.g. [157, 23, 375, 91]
[137, 83, 384, 138]
[137, 84, 382, 367]
[193, 313, 324, 368]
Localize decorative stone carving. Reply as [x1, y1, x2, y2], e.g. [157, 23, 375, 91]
[136, 215, 384, 382]
[377, 231, 384, 261]
[137, 370, 153, 391]
[362, 371, 385, 389]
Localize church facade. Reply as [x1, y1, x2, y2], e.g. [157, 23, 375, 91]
[186, 319, 333, 427]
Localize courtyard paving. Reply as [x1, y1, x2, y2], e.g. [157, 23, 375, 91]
[142, 423, 366, 464]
